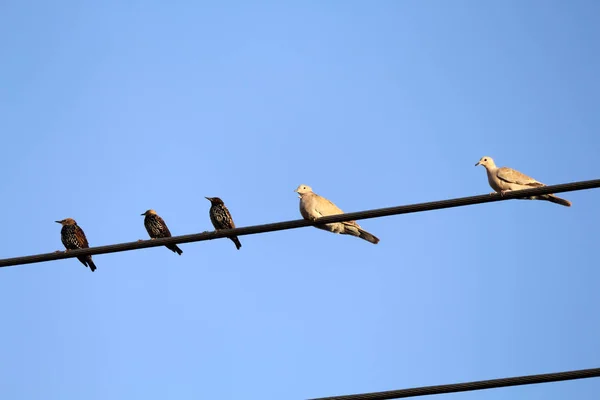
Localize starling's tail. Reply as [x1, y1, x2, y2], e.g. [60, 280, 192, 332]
[543, 194, 572, 207]
[167, 244, 183, 255]
[357, 228, 380, 244]
[230, 236, 242, 250]
[77, 256, 97, 272]
[87, 258, 97, 272]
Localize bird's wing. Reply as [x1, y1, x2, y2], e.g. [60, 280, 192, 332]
[496, 167, 544, 187]
[224, 206, 236, 229]
[314, 194, 361, 227]
[157, 215, 172, 236]
[314, 194, 344, 216]
[75, 226, 90, 248]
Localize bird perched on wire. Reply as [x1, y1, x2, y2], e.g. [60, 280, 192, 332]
[205, 197, 242, 250]
[294, 184, 380, 244]
[475, 156, 571, 207]
[141, 209, 183, 255]
[55, 218, 97, 272]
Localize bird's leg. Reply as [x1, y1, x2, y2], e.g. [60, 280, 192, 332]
[137, 239, 144, 242]
[54, 250, 63, 254]
[499, 189, 512, 197]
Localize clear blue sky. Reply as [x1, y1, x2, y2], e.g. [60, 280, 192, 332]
[1, 1, 599, 399]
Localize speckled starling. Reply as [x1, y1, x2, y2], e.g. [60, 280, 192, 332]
[205, 197, 241, 250]
[55, 218, 97, 272]
[141, 209, 183, 255]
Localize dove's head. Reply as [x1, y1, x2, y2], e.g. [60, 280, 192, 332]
[475, 156, 496, 169]
[294, 184, 313, 197]
[141, 209, 157, 216]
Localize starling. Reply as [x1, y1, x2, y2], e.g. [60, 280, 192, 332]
[205, 197, 241, 250]
[55, 218, 97, 272]
[141, 209, 183, 255]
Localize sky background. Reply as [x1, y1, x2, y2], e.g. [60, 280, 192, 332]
[1, 1, 599, 399]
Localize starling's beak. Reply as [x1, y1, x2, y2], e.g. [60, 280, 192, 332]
[54, 220, 61, 224]
[140, 213, 145, 216]
[475, 161, 481, 167]
[205, 197, 212, 201]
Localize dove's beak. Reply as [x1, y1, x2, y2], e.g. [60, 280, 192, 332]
[475, 161, 481, 166]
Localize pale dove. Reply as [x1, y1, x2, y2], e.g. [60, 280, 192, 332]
[294, 184, 380, 244]
[475, 156, 571, 207]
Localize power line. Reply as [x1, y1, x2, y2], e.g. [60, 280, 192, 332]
[0, 178, 598, 268]
[308, 367, 600, 400]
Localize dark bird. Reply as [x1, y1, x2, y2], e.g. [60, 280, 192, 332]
[205, 197, 242, 250]
[141, 209, 183, 255]
[55, 218, 97, 272]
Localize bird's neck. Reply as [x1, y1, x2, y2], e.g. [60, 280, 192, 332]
[486, 164, 497, 173]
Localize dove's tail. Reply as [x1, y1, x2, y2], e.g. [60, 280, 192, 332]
[229, 236, 242, 250]
[543, 194, 572, 207]
[167, 244, 183, 255]
[357, 228, 380, 244]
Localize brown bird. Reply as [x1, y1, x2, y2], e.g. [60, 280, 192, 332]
[141, 209, 182, 255]
[294, 184, 380, 244]
[55, 218, 97, 272]
[475, 156, 572, 207]
[205, 197, 241, 250]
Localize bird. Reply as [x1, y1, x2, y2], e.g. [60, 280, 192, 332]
[294, 184, 380, 244]
[475, 156, 571, 207]
[55, 218, 97, 272]
[141, 210, 183, 255]
[205, 197, 242, 250]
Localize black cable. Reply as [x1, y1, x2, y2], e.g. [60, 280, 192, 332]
[308, 367, 600, 400]
[0, 179, 598, 268]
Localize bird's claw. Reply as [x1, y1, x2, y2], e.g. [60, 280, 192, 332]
[54, 250, 63, 254]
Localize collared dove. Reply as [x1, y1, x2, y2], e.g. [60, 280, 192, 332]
[475, 156, 571, 207]
[294, 184, 380, 244]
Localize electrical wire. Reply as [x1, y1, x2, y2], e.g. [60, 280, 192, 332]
[0, 178, 598, 268]
[308, 367, 600, 400]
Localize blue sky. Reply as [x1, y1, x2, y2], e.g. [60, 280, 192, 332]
[1, 1, 599, 399]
